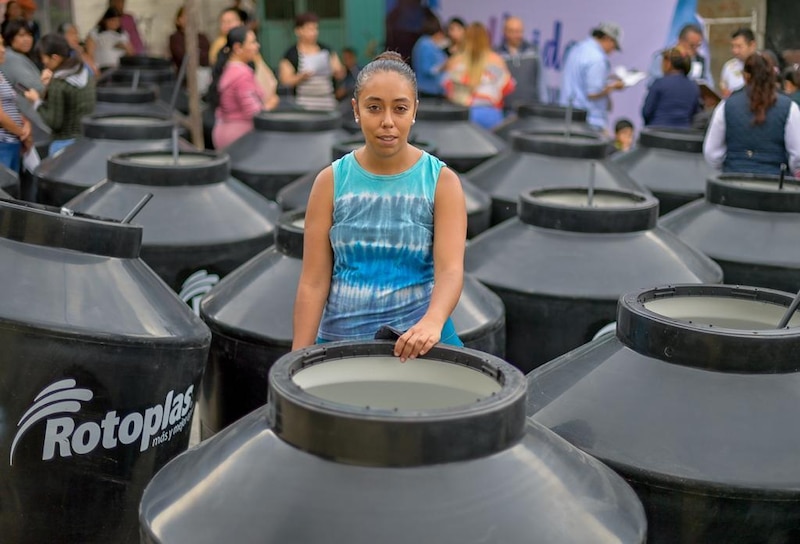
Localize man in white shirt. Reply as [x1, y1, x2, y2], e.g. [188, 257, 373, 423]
[719, 28, 758, 98]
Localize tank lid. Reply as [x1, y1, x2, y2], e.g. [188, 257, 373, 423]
[0, 198, 142, 257]
[517, 102, 588, 122]
[519, 187, 658, 232]
[275, 209, 305, 258]
[268, 342, 528, 467]
[96, 84, 158, 104]
[82, 114, 176, 140]
[107, 151, 230, 186]
[638, 128, 704, 153]
[706, 173, 800, 212]
[331, 139, 438, 160]
[119, 55, 174, 69]
[617, 284, 800, 373]
[253, 110, 342, 132]
[510, 130, 610, 159]
[415, 100, 471, 121]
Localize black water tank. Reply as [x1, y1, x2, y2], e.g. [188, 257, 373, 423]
[225, 110, 348, 200]
[0, 164, 18, 197]
[32, 114, 194, 206]
[528, 284, 800, 544]
[465, 187, 723, 373]
[467, 130, 642, 225]
[111, 57, 179, 107]
[275, 138, 493, 238]
[493, 103, 594, 141]
[611, 128, 715, 214]
[94, 84, 173, 117]
[141, 341, 646, 544]
[661, 174, 800, 293]
[65, 151, 280, 309]
[198, 209, 506, 436]
[0, 198, 210, 544]
[411, 99, 507, 172]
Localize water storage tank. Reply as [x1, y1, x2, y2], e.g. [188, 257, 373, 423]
[467, 131, 642, 225]
[94, 84, 173, 117]
[465, 187, 723, 372]
[411, 99, 507, 172]
[32, 114, 194, 206]
[275, 139, 492, 238]
[141, 342, 646, 544]
[0, 164, 18, 197]
[110, 57, 179, 109]
[661, 174, 800, 293]
[65, 151, 280, 310]
[611, 128, 714, 214]
[527, 284, 800, 544]
[225, 110, 348, 200]
[198, 210, 506, 436]
[493, 103, 594, 141]
[0, 198, 210, 544]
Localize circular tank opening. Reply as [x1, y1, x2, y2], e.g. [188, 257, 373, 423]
[533, 189, 645, 208]
[91, 116, 170, 126]
[292, 356, 502, 411]
[122, 154, 213, 166]
[291, 217, 305, 229]
[644, 296, 800, 329]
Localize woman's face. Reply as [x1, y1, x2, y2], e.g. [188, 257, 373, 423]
[63, 25, 80, 48]
[448, 22, 465, 45]
[11, 29, 32, 54]
[219, 12, 242, 35]
[238, 30, 260, 62]
[295, 22, 319, 45]
[105, 16, 121, 31]
[353, 70, 417, 158]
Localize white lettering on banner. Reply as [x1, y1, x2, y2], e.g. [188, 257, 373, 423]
[179, 269, 220, 316]
[9, 378, 194, 466]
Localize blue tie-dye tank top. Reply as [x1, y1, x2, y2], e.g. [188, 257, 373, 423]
[317, 150, 442, 341]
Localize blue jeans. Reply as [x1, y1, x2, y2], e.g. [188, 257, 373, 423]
[469, 106, 504, 130]
[0, 140, 21, 172]
[48, 138, 75, 156]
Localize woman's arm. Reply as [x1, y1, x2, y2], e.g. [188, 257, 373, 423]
[230, 68, 265, 118]
[394, 166, 466, 361]
[292, 166, 334, 350]
[27, 82, 65, 133]
[278, 58, 311, 88]
[703, 102, 727, 169]
[641, 83, 659, 124]
[329, 51, 346, 81]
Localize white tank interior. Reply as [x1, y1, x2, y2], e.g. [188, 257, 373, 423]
[93, 116, 167, 126]
[644, 296, 800, 329]
[292, 356, 502, 410]
[125, 154, 211, 166]
[535, 191, 643, 208]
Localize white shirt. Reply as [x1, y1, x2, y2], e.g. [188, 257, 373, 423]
[720, 58, 745, 95]
[703, 100, 800, 175]
[89, 29, 131, 70]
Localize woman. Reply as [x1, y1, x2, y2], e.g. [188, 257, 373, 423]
[704, 53, 800, 176]
[279, 12, 345, 111]
[169, 6, 210, 69]
[85, 7, 135, 71]
[442, 22, 515, 129]
[293, 51, 467, 360]
[23, 33, 95, 155]
[411, 9, 447, 98]
[642, 47, 701, 128]
[210, 25, 266, 150]
[445, 17, 466, 57]
[1, 19, 41, 92]
[0, 1, 22, 38]
[58, 22, 98, 76]
[0, 34, 31, 171]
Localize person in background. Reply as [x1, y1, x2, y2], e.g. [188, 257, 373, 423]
[23, 33, 95, 155]
[85, 7, 135, 72]
[411, 9, 447, 99]
[1, 1, 22, 39]
[109, 0, 144, 55]
[16, 0, 39, 46]
[647, 24, 712, 88]
[335, 46, 360, 101]
[58, 23, 98, 76]
[210, 25, 266, 150]
[293, 51, 466, 358]
[704, 53, 800, 176]
[384, 0, 426, 65]
[445, 17, 466, 57]
[0, 35, 31, 172]
[642, 47, 701, 128]
[719, 28, 758, 98]
[443, 22, 515, 129]
[783, 65, 800, 105]
[1, 19, 41, 92]
[496, 15, 546, 112]
[169, 5, 210, 69]
[279, 12, 344, 111]
[613, 118, 634, 152]
[559, 22, 625, 132]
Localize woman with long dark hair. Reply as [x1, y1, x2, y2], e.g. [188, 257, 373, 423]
[84, 7, 135, 71]
[704, 52, 800, 176]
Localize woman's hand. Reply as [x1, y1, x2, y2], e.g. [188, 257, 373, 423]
[41, 69, 53, 87]
[20, 119, 31, 142]
[23, 89, 40, 103]
[393, 318, 441, 362]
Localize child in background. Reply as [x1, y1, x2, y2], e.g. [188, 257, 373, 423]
[614, 118, 634, 152]
[783, 65, 800, 105]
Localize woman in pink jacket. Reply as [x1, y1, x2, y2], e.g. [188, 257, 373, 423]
[211, 25, 267, 150]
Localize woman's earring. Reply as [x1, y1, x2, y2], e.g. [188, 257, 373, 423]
[412, 119, 416, 124]
[355, 117, 360, 123]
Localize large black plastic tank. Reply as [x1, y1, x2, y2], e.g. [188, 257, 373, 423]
[32, 114, 194, 206]
[65, 151, 280, 308]
[141, 342, 646, 544]
[468, 130, 642, 225]
[0, 198, 210, 543]
[111, 57, 178, 104]
[465, 187, 723, 373]
[527, 284, 800, 544]
[661, 174, 800, 293]
[94, 84, 173, 117]
[611, 128, 715, 214]
[225, 110, 348, 200]
[410, 99, 507, 172]
[198, 209, 506, 436]
[493, 103, 594, 141]
[275, 138, 493, 238]
[0, 164, 18, 197]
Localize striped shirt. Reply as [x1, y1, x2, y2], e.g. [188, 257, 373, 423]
[0, 73, 22, 143]
[296, 50, 337, 111]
